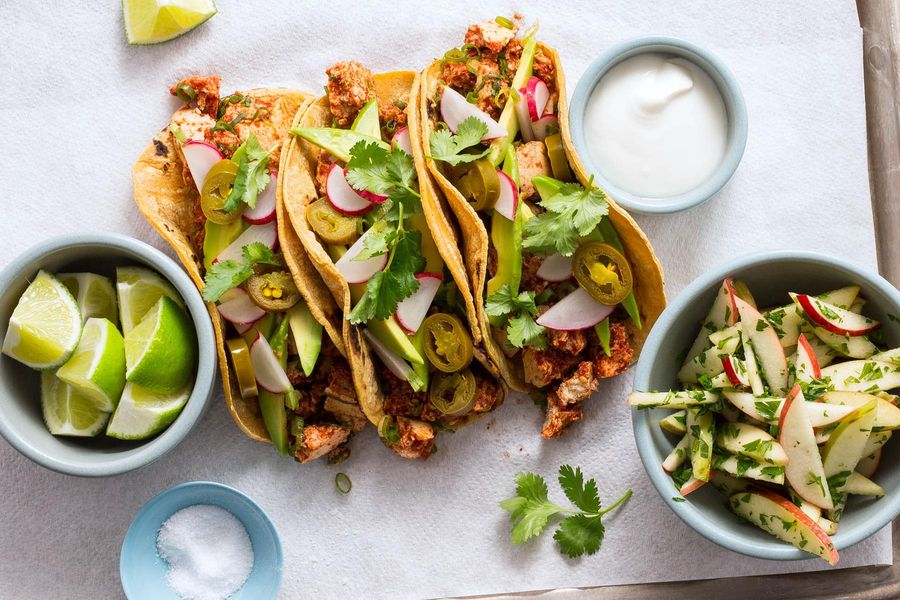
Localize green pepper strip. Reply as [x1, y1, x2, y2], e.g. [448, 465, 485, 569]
[594, 319, 612, 357]
[259, 315, 291, 456]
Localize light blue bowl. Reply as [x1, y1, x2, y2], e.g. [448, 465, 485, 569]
[120, 481, 282, 600]
[569, 36, 748, 214]
[632, 251, 900, 560]
[0, 233, 216, 476]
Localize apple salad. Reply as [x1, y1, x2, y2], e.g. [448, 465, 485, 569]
[628, 278, 900, 564]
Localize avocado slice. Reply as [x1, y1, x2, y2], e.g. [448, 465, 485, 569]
[259, 390, 289, 455]
[489, 37, 538, 165]
[349, 283, 424, 364]
[409, 327, 430, 391]
[487, 146, 525, 304]
[351, 99, 382, 139]
[290, 127, 388, 162]
[203, 219, 246, 271]
[241, 312, 275, 346]
[288, 301, 323, 377]
[408, 213, 444, 274]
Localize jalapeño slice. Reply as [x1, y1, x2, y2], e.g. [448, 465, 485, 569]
[422, 313, 474, 372]
[245, 271, 300, 311]
[306, 197, 359, 244]
[226, 337, 258, 399]
[452, 158, 500, 211]
[200, 159, 241, 224]
[572, 241, 633, 305]
[428, 369, 477, 416]
[544, 133, 573, 182]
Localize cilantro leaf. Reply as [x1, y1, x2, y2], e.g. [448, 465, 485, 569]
[485, 284, 546, 349]
[554, 514, 605, 558]
[202, 241, 280, 302]
[523, 182, 609, 256]
[508, 314, 547, 349]
[224, 134, 271, 212]
[348, 229, 425, 323]
[242, 242, 279, 265]
[558, 465, 601, 514]
[428, 117, 491, 166]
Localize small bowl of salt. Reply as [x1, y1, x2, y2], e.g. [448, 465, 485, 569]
[120, 481, 282, 600]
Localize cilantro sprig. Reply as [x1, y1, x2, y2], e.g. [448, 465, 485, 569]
[500, 465, 632, 558]
[523, 180, 609, 256]
[485, 283, 546, 349]
[429, 116, 491, 166]
[203, 242, 279, 302]
[223, 134, 271, 213]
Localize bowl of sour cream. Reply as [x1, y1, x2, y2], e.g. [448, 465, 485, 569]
[568, 36, 748, 214]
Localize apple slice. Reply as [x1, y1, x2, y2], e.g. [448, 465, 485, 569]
[713, 453, 784, 484]
[856, 448, 881, 479]
[817, 517, 839, 536]
[810, 326, 877, 359]
[659, 410, 687, 435]
[627, 390, 718, 409]
[679, 476, 707, 496]
[800, 324, 839, 368]
[182, 140, 223, 192]
[729, 489, 839, 564]
[788, 489, 822, 521]
[243, 176, 277, 224]
[742, 336, 767, 396]
[722, 355, 750, 388]
[822, 391, 900, 430]
[794, 294, 880, 336]
[677, 336, 739, 384]
[843, 471, 884, 497]
[536, 287, 615, 331]
[249, 332, 293, 394]
[440, 86, 506, 141]
[716, 422, 788, 465]
[685, 278, 739, 363]
[793, 333, 822, 385]
[862, 430, 892, 459]
[821, 360, 900, 393]
[872, 347, 900, 365]
[736, 297, 789, 393]
[686, 409, 715, 481]
[391, 127, 413, 155]
[326, 164, 375, 216]
[513, 89, 535, 142]
[216, 288, 266, 325]
[722, 390, 856, 428]
[821, 398, 876, 519]
[214, 221, 278, 264]
[536, 253, 573, 282]
[334, 229, 389, 284]
[494, 169, 519, 221]
[662, 435, 690, 472]
[710, 471, 749, 496]
[394, 272, 442, 335]
[779, 385, 833, 509]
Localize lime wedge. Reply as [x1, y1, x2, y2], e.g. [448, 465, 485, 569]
[125, 296, 197, 394]
[56, 318, 126, 412]
[123, 0, 217, 45]
[116, 266, 184, 335]
[58, 272, 118, 325]
[2, 270, 82, 370]
[41, 371, 109, 436]
[106, 382, 190, 440]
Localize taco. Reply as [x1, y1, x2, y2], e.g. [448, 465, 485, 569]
[415, 19, 665, 438]
[281, 62, 506, 459]
[132, 76, 367, 463]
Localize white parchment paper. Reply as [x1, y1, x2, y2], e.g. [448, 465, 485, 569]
[0, 1, 886, 599]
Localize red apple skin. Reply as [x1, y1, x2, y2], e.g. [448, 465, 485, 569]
[796, 294, 880, 336]
[797, 333, 822, 380]
[777, 384, 802, 432]
[722, 356, 744, 388]
[754, 488, 839, 565]
[680, 477, 708, 496]
[723, 277, 739, 326]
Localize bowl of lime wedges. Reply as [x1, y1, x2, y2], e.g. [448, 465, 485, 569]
[0, 233, 215, 476]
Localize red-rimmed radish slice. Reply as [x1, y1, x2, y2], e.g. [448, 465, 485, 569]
[536, 287, 616, 331]
[182, 140, 223, 193]
[216, 288, 266, 325]
[234, 320, 256, 335]
[793, 293, 880, 336]
[392, 127, 413, 155]
[531, 114, 559, 141]
[536, 253, 573, 282]
[514, 89, 535, 142]
[249, 332, 293, 394]
[440, 86, 506, 141]
[395, 272, 443, 334]
[525, 76, 551, 121]
[326, 164, 375, 216]
[364, 329, 413, 383]
[243, 176, 277, 224]
[214, 222, 278, 264]
[335, 229, 389, 284]
[494, 170, 519, 220]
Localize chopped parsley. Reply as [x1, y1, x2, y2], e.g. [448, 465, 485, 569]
[522, 179, 609, 256]
[485, 283, 546, 349]
[428, 116, 491, 166]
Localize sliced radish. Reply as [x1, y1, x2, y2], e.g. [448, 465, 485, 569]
[793, 293, 880, 336]
[214, 222, 278, 264]
[250, 332, 293, 394]
[216, 288, 266, 325]
[234, 320, 256, 335]
[525, 76, 551, 121]
[326, 164, 375, 216]
[363, 329, 412, 383]
[536, 253, 573, 282]
[531, 114, 559, 141]
[440, 86, 506, 141]
[392, 127, 413, 155]
[514, 89, 535, 142]
[182, 140, 223, 193]
[536, 287, 616, 331]
[335, 229, 389, 284]
[243, 176, 277, 224]
[494, 170, 519, 220]
[395, 272, 443, 334]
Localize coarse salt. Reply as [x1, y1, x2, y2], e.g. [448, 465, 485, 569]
[156, 504, 254, 600]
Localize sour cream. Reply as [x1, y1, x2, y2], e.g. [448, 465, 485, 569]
[584, 53, 728, 198]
